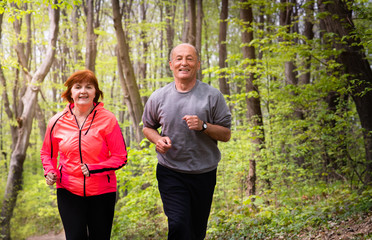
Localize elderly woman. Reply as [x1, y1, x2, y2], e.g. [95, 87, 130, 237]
[40, 69, 127, 240]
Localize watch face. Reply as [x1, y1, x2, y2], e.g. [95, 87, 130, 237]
[203, 123, 207, 129]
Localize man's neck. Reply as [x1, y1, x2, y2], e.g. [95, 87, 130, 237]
[174, 78, 197, 92]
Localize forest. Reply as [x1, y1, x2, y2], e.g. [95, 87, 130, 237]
[0, 0, 371, 239]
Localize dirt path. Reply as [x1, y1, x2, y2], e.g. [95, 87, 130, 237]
[26, 231, 65, 240]
[297, 212, 372, 240]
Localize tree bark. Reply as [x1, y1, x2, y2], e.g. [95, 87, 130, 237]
[84, 0, 101, 72]
[240, 0, 264, 197]
[72, 4, 82, 66]
[112, 0, 144, 144]
[318, 0, 372, 185]
[299, 0, 314, 85]
[165, 0, 176, 51]
[196, 0, 203, 81]
[165, 0, 176, 77]
[139, 1, 149, 104]
[218, 0, 230, 95]
[0, 4, 59, 239]
[187, 0, 196, 45]
[181, 0, 189, 43]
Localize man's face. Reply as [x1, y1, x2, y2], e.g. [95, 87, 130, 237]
[169, 44, 200, 82]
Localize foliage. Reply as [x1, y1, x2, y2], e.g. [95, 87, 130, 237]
[111, 144, 167, 240]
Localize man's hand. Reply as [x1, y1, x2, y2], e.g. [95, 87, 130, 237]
[156, 137, 172, 154]
[45, 172, 57, 185]
[182, 115, 203, 131]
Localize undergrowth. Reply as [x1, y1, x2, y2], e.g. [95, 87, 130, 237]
[207, 183, 372, 239]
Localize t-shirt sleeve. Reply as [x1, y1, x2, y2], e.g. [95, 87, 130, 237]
[212, 92, 232, 129]
[142, 94, 161, 130]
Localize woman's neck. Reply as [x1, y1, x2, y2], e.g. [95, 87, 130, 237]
[73, 104, 94, 117]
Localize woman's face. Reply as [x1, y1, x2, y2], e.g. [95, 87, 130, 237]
[70, 81, 96, 106]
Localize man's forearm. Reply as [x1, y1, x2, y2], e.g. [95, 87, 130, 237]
[204, 123, 231, 142]
[143, 127, 162, 144]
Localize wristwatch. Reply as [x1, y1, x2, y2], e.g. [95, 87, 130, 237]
[200, 121, 207, 132]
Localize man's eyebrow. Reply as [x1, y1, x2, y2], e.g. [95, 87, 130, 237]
[175, 54, 194, 58]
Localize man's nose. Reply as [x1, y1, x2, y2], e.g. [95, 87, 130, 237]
[181, 58, 188, 65]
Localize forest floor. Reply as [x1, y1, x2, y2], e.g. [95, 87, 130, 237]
[26, 231, 65, 240]
[25, 212, 372, 240]
[296, 212, 372, 240]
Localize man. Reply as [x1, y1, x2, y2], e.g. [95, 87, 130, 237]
[142, 43, 231, 240]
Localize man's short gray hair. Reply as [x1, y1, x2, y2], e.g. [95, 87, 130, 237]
[169, 43, 200, 62]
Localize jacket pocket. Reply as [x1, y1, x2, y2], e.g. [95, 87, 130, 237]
[107, 174, 110, 183]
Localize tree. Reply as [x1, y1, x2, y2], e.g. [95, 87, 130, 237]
[240, 0, 264, 196]
[196, 0, 203, 81]
[318, 0, 372, 185]
[84, 0, 102, 72]
[218, 0, 230, 96]
[165, 0, 176, 63]
[111, 0, 144, 144]
[0, 3, 60, 239]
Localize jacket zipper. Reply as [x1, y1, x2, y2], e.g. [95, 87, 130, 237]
[78, 129, 86, 197]
[75, 113, 88, 197]
[73, 106, 97, 197]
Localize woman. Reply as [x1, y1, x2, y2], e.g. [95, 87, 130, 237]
[40, 69, 127, 240]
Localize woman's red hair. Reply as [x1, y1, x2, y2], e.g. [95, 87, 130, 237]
[61, 69, 103, 103]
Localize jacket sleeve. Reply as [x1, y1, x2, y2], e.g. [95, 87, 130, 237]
[87, 120, 127, 175]
[40, 119, 59, 177]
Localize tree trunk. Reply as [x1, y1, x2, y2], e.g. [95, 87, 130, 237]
[140, 1, 149, 105]
[187, 0, 196, 45]
[0, 4, 59, 239]
[165, 0, 176, 77]
[299, 0, 314, 85]
[240, 0, 264, 197]
[318, 0, 372, 185]
[112, 0, 144, 144]
[85, 0, 100, 72]
[72, 4, 82, 66]
[196, 0, 203, 81]
[203, 17, 212, 85]
[165, 0, 176, 50]
[218, 0, 230, 95]
[181, 0, 189, 43]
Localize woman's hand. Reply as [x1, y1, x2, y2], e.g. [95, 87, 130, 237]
[81, 163, 90, 177]
[46, 172, 57, 185]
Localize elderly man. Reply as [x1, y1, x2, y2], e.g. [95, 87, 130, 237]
[142, 43, 231, 240]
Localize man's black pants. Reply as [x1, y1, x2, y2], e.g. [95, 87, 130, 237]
[156, 163, 217, 240]
[57, 188, 116, 240]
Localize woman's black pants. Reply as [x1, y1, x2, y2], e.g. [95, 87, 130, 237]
[156, 163, 217, 240]
[57, 188, 116, 240]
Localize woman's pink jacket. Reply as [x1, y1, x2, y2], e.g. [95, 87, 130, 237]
[40, 103, 127, 197]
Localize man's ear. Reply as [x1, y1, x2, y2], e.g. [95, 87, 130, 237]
[169, 61, 173, 71]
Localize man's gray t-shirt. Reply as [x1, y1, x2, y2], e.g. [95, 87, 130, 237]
[142, 80, 231, 174]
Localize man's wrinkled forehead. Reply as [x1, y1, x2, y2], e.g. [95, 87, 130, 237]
[170, 43, 199, 61]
